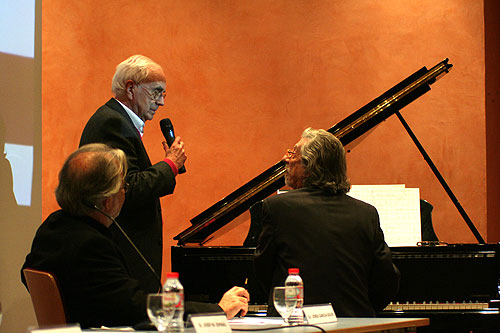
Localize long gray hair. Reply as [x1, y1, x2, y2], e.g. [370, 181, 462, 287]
[300, 128, 350, 194]
[55, 143, 127, 216]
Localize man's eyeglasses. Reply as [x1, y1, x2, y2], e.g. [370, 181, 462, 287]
[121, 182, 130, 193]
[139, 85, 166, 101]
[286, 149, 298, 159]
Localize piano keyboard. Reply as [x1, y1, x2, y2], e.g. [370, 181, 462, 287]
[248, 304, 268, 313]
[384, 301, 490, 311]
[248, 302, 492, 313]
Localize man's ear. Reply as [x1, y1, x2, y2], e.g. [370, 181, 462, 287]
[125, 80, 135, 100]
[102, 196, 113, 213]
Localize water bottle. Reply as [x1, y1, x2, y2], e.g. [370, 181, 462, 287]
[163, 272, 184, 332]
[285, 268, 304, 325]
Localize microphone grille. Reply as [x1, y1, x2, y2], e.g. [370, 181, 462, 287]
[159, 118, 172, 128]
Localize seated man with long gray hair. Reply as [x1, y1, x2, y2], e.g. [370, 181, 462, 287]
[21, 144, 249, 328]
[254, 128, 400, 317]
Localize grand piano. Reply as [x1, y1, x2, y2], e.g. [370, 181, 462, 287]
[171, 59, 500, 332]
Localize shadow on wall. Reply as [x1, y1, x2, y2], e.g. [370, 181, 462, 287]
[0, 53, 39, 331]
[0, 116, 18, 212]
[0, 114, 30, 332]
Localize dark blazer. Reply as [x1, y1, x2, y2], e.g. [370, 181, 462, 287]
[253, 187, 400, 317]
[21, 210, 222, 329]
[79, 98, 176, 292]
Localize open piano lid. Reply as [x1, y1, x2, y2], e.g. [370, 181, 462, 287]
[174, 59, 453, 245]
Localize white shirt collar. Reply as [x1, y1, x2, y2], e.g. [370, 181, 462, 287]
[115, 98, 145, 136]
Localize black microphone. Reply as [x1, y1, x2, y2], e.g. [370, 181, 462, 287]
[84, 200, 162, 292]
[159, 118, 186, 174]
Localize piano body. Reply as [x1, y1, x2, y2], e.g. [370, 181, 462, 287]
[379, 244, 500, 331]
[171, 59, 500, 331]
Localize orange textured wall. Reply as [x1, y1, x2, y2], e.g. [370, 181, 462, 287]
[42, 0, 488, 277]
[485, 0, 500, 241]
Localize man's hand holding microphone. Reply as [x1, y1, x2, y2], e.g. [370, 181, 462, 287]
[160, 118, 186, 174]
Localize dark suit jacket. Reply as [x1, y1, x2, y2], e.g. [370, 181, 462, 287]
[21, 210, 222, 329]
[253, 187, 400, 317]
[79, 98, 176, 292]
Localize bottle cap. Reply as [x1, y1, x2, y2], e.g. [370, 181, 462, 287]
[288, 268, 299, 274]
[166, 272, 179, 278]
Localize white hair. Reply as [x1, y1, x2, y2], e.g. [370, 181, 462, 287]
[111, 55, 164, 96]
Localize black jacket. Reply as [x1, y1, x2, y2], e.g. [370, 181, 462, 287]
[254, 187, 400, 317]
[79, 98, 175, 292]
[21, 210, 222, 328]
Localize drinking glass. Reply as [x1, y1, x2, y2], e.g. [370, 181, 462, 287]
[273, 286, 298, 325]
[147, 293, 175, 332]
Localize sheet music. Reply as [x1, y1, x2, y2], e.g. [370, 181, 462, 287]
[348, 184, 421, 247]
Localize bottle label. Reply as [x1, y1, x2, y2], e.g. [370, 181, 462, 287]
[163, 292, 176, 306]
[174, 292, 184, 308]
[287, 285, 303, 306]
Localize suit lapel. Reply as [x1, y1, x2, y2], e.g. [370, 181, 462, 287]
[105, 98, 152, 166]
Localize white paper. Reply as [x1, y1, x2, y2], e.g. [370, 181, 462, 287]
[229, 316, 284, 329]
[348, 184, 421, 246]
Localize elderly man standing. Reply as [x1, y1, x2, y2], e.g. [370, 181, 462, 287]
[79, 55, 186, 293]
[21, 144, 249, 329]
[254, 128, 400, 318]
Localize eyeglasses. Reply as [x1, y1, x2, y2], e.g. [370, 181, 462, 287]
[121, 182, 130, 193]
[139, 85, 166, 101]
[286, 149, 298, 159]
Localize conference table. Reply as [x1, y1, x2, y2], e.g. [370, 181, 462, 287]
[84, 317, 429, 332]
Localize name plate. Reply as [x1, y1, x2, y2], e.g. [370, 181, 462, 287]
[191, 313, 232, 333]
[29, 327, 82, 333]
[302, 304, 337, 324]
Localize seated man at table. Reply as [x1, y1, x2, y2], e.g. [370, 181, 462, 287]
[21, 143, 249, 328]
[254, 128, 400, 317]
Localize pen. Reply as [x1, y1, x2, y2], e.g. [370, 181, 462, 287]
[237, 278, 249, 318]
